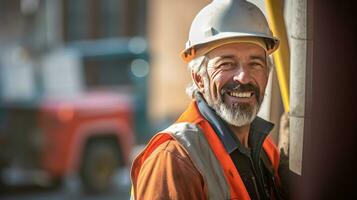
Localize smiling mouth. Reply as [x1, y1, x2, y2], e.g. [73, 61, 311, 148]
[227, 91, 254, 98]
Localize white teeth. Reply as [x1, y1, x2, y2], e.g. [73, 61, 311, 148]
[229, 92, 252, 98]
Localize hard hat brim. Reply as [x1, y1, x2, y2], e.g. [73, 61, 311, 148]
[181, 33, 279, 62]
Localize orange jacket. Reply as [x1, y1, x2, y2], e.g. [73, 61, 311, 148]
[131, 101, 280, 200]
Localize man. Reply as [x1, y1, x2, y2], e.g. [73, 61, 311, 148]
[131, 0, 288, 199]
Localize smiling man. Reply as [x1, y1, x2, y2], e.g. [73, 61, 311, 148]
[131, 0, 287, 199]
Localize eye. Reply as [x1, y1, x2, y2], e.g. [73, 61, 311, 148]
[250, 61, 265, 69]
[219, 62, 236, 69]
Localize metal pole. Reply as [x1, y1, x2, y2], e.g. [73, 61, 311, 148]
[265, 0, 290, 112]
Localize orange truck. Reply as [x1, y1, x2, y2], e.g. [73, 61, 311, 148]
[0, 38, 150, 192]
[0, 38, 149, 192]
[0, 90, 134, 192]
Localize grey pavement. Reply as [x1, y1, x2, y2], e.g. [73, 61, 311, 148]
[0, 168, 131, 200]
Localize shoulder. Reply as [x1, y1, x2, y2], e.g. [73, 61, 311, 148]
[135, 139, 206, 200]
[142, 139, 198, 174]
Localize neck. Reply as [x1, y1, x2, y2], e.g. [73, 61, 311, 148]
[229, 124, 250, 148]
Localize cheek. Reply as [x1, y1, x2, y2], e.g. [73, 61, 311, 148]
[256, 73, 269, 93]
[209, 73, 229, 95]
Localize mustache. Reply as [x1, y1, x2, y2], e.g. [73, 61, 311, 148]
[221, 82, 260, 102]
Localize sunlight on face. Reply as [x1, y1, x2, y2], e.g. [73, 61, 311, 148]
[203, 43, 268, 127]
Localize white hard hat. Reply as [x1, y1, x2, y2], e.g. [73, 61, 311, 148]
[181, 0, 279, 62]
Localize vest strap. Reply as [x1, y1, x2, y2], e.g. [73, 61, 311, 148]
[162, 122, 231, 200]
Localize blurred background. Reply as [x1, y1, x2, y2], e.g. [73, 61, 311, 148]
[1, 0, 356, 199]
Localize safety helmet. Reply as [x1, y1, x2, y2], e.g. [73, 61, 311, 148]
[181, 0, 279, 62]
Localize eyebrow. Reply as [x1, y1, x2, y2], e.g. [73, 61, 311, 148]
[209, 55, 234, 67]
[250, 55, 266, 63]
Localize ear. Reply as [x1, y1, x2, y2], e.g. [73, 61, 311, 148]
[191, 71, 205, 93]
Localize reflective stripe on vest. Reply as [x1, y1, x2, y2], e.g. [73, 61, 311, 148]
[163, 122, 230, 199]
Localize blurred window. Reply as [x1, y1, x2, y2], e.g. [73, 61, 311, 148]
[62, 0, 148, 89]
[63, 0, 146, 41]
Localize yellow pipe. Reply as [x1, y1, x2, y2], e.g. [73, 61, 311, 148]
[265, 0, 290, 112]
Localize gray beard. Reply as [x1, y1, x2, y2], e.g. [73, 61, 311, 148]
[203, 78, 260, 127]
[212, 97, 259, 127]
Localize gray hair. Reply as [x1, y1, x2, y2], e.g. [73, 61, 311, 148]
[185, 55, 209, 98]
[186, 54, 274, 99]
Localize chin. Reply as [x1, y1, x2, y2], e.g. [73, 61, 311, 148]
[216, 103, 258, 127]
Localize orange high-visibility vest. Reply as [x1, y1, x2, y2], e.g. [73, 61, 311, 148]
[131, 101, 280, 200]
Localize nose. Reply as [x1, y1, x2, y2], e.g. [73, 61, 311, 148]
[232, 66, 252, 84]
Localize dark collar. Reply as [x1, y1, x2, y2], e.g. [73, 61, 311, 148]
[195, 93, 274, 155]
